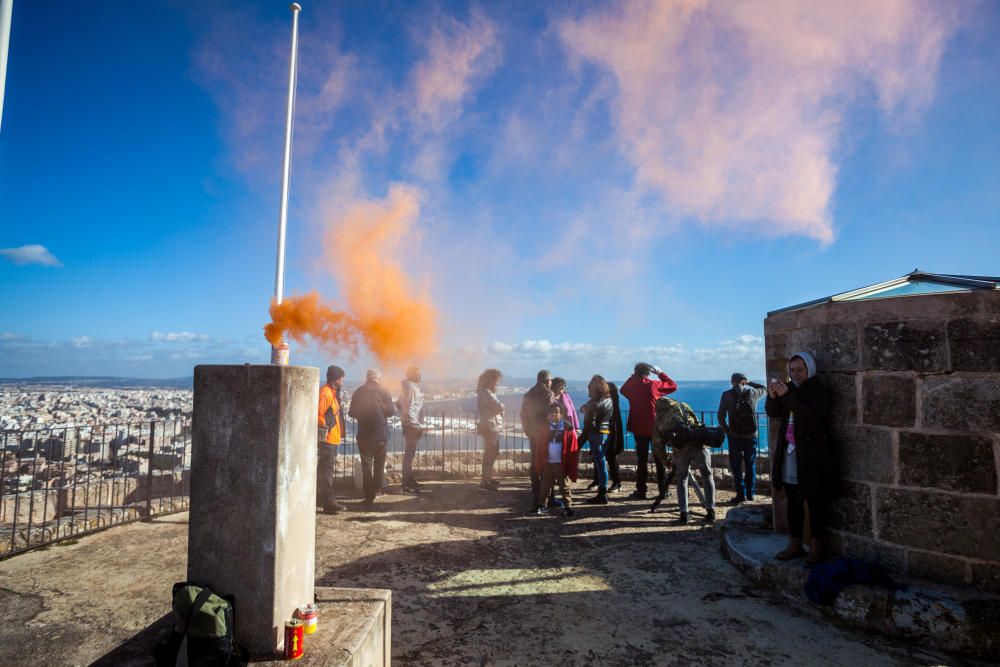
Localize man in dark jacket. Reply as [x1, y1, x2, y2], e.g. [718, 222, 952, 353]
[620, 362, 678, 499]
[521, 370, 554, 501]
[718, 372, 767, 504]
[766, 352, 837, 565]
[348, 369, 396, 505]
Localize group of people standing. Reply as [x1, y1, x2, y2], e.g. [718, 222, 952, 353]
[316, 365, 426, 513]
[317, 353, 838, 564]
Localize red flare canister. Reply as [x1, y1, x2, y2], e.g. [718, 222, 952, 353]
[284, 619, 304, 660]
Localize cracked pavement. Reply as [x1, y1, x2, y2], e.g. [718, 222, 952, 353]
[0, 479, 980, 665]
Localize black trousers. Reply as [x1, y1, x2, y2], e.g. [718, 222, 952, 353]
[785, 483, 829, 540]
[358, 439, 387, 502]
[317, 442, 339, 509]
[633, 434, 665, 494]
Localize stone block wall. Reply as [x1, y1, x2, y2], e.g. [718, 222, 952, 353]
[764, 289, 1000, 593]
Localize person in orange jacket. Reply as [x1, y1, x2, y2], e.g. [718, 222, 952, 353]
[318, 365, 347, 513]
[531, 403, 580, 518]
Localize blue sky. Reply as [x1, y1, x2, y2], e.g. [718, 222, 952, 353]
[1, 1, 998, 382]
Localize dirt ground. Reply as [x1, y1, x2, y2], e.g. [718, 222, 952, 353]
[0, 479, 979, 666]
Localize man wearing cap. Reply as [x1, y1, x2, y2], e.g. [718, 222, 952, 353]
[399, 366, 425, 493]
[348, 369, 396, 506]
[318, 365, 347, 513]
[717, 372, 767, 504]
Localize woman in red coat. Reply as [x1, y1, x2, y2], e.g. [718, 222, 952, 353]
[532, 403, 580, 517]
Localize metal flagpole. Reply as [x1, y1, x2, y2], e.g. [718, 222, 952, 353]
[271, 2, 302, 365]
[0, 0, 13, 134]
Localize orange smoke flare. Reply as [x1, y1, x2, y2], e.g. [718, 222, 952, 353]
[264, 184, 438, 366]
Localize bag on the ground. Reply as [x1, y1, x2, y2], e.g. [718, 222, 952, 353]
[654, 397, 725, 448]
[732, 388, 758, 437]
[153, 581, 246, 667]
[804, 559, 901, 605]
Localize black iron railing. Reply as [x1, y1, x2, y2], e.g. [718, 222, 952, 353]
[1, 420, 191, 558]
[1, 409, 768, 557]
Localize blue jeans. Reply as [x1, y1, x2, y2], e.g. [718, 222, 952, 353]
[589, 432, 609, 489]
[728, 437, 757, 500]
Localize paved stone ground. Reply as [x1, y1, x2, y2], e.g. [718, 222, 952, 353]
[0, 479, 986, 666]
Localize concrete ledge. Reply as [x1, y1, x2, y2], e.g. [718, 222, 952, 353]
[721, 506, 1000, 659]
[255, 587, 391, 666]
[89, 586, 391, 665]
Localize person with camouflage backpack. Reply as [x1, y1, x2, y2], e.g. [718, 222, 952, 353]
[652, 396, 717, 525]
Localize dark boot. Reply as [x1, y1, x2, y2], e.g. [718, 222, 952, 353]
[675, 511, 689, 525]
[775, 537, 805, 560]
[648, 491, 667, 513]
[585, 488, 609, 505]
[806, 538, 827, 565]
[704, 509, 716, 524]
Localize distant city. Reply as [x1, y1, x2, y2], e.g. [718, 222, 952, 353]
[0, 376, 544, 431]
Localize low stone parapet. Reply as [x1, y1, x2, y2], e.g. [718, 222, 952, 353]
[722, 505, 1000, 659]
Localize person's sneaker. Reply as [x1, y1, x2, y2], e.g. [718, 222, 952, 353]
[704, 509, 717, 524]
[727, 496, 745, 505]
[564, 507, 575, 518]
[628, 490, 647, 500]
[675, 512, 690, 525]
[608, 482, 622, 493]
[584, 494, 609, 505]
[586, 481, 599, 490]
[531, 505, 549, 516]
[547, 497, 564, 509]
[746, 494, 755, 502]
[324, 503, 347, 514]
[402, 484, 420, 494]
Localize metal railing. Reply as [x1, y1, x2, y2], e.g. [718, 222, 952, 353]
[1, 420, 191, 558]
[339, 407, 771, 485]
[1, 408, 768, 557]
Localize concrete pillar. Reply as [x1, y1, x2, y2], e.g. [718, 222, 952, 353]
[189, 364, 319, 656]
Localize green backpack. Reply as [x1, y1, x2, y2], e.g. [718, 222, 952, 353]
[153, 582, 246, 666]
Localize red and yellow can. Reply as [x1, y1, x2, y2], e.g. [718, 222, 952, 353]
[284, 619, 304, 660]
[295, 603, 319, 635]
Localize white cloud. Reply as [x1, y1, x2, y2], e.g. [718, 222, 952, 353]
[71, 336, 93, 349]
[468, 336, 764, 380]
[151, 331, 211, 343]
[0, 244, 63, 267]
[693, 335, 765, 365]
[559, 0, 964, 243]
[0, 332, 24, 341]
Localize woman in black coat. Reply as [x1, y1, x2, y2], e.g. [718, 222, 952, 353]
[583, 381, 626, 493]
[766, 351, 838, 564]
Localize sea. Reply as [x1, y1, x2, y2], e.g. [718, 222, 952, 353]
[416, 379, 770, 452]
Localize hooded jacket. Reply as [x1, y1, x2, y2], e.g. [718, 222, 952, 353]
[765, 351, 840, 499]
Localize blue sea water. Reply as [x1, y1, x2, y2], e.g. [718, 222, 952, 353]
[420, 379, 770, 451]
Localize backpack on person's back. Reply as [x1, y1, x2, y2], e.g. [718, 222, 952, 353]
[654, 397, 725, 449]
[731, 388, 758, 437]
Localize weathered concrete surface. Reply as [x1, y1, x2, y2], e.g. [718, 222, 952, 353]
[190, 364, 319, 656]
[0, 481, 990, 666]
[723, 506, 1000, 661]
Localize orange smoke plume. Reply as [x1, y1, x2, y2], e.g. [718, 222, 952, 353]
[264, 184, 438, 366]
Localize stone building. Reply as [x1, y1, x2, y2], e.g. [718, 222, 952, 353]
[763, 271, 1000, 592]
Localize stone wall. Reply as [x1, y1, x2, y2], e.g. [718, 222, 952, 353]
[764, 289, 1000, 593]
